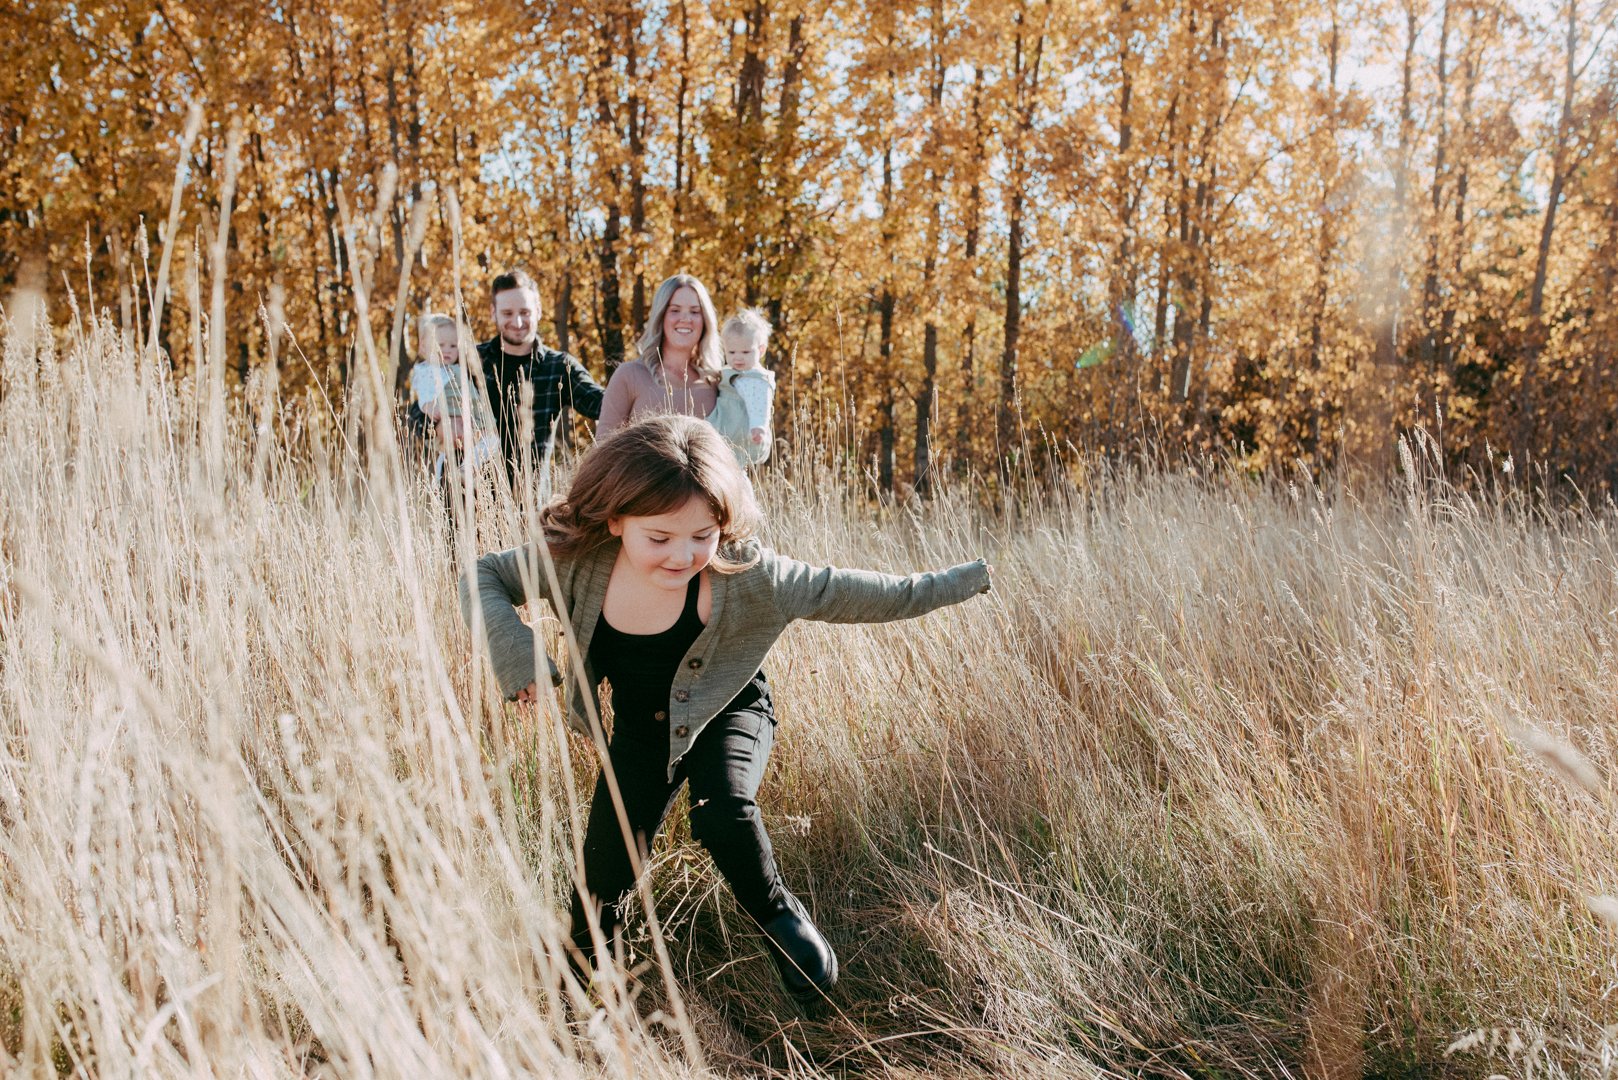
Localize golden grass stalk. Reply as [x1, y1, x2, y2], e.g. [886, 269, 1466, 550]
[3, 304, 1618, 1076]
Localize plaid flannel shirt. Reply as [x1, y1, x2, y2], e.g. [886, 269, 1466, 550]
[477, 337, 605, 455]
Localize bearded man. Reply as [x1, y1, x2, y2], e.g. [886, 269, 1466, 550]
[476, 268, 605, 476]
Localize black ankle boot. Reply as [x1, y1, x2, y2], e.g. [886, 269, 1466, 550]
[760, 894, 838, 1003]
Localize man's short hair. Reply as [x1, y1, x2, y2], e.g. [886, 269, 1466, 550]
[491, 269, 538, 302]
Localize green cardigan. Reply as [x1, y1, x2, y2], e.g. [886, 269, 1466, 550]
[460, 539, 991, 778]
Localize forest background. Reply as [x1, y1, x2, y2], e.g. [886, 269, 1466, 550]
[5, 0, 1618, 488]
[12, 2, 1618, 1075]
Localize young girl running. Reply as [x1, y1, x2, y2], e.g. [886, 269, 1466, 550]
[460, 415, 992, 1003]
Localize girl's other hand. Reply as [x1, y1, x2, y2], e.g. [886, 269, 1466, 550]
[513, 681, 538, 703]
[750, 427, 766, 445]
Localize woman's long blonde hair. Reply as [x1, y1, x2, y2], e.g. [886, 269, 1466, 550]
[540, 415, 759, 571]
[634, 274, 724, 384]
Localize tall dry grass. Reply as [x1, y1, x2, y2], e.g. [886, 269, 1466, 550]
[2, 302, 1617, 1078]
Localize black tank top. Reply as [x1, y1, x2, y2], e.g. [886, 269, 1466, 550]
[590, 574, 706, 720]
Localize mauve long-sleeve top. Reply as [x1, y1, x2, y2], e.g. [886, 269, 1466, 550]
[595, 358, 719, 440]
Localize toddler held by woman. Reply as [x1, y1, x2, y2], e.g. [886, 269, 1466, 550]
[709, 308, 777, 465]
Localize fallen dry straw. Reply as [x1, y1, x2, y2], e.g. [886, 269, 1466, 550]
[1, 308, 1615, 1077]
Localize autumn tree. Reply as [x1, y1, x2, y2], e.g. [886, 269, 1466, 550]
[7, 0, 1618, 489]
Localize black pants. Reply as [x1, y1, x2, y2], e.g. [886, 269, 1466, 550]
[568, 678, 788, 962]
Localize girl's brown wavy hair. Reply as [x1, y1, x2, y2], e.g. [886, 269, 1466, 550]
[541, 414, 761, 571]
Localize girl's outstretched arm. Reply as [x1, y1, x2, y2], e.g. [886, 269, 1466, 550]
[766, 550, 992, 625]
[459, 544, 563, 700]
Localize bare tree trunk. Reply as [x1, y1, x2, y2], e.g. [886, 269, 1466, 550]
[1194, 168, 1215, 422]
[627, 7, 648, 335]
[916, 323, 938, 491]
[914, 0, 946, 496]
[1107, 0, 1140, 429]
[1168, 157, 1209, 402]
[383, 25, 410, 394]
[1530, 1, 1578, 323]
[1438, 5, 1484, 417]
[111, 226, 133, 338]
[1155, 92, 1179, 397]
[735, 0, 770, 304]
[765, 11, 808, 355]
[1374, 0, 1419, 374]
[400, 35, 426, 395]
[1522, 0, 1580, 454]
[876, 354, 896, 493]
[555, 269, 574, 355]
[1419, 0, 1454, 415]
[1597, 135, 1618, 486]
[955, 66, 985, 474]
[673, 0, 691, 252]
[735, 0, 768, 125]
[877, 46, 898, 494]
[1001, 186, 1024, 462]
[999, 4, 1047, 465]
[306, 167, 331, 357]
[249, 132, 275, 372]
[1168, 171, 1195, 402]
[318, 165, 349, 387]
[557, 105, 582, 356]
[593, 9, 626, 366]
[1169, 13, 1223, 409]
[778, 15, 807, 151]
[1307, 7, 1342, 457]
[405, 38, 424, 176]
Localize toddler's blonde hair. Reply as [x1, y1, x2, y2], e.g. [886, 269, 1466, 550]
[720, 308, 772, 354]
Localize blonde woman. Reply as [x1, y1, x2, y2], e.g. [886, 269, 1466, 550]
[596, 274, 724, 438]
